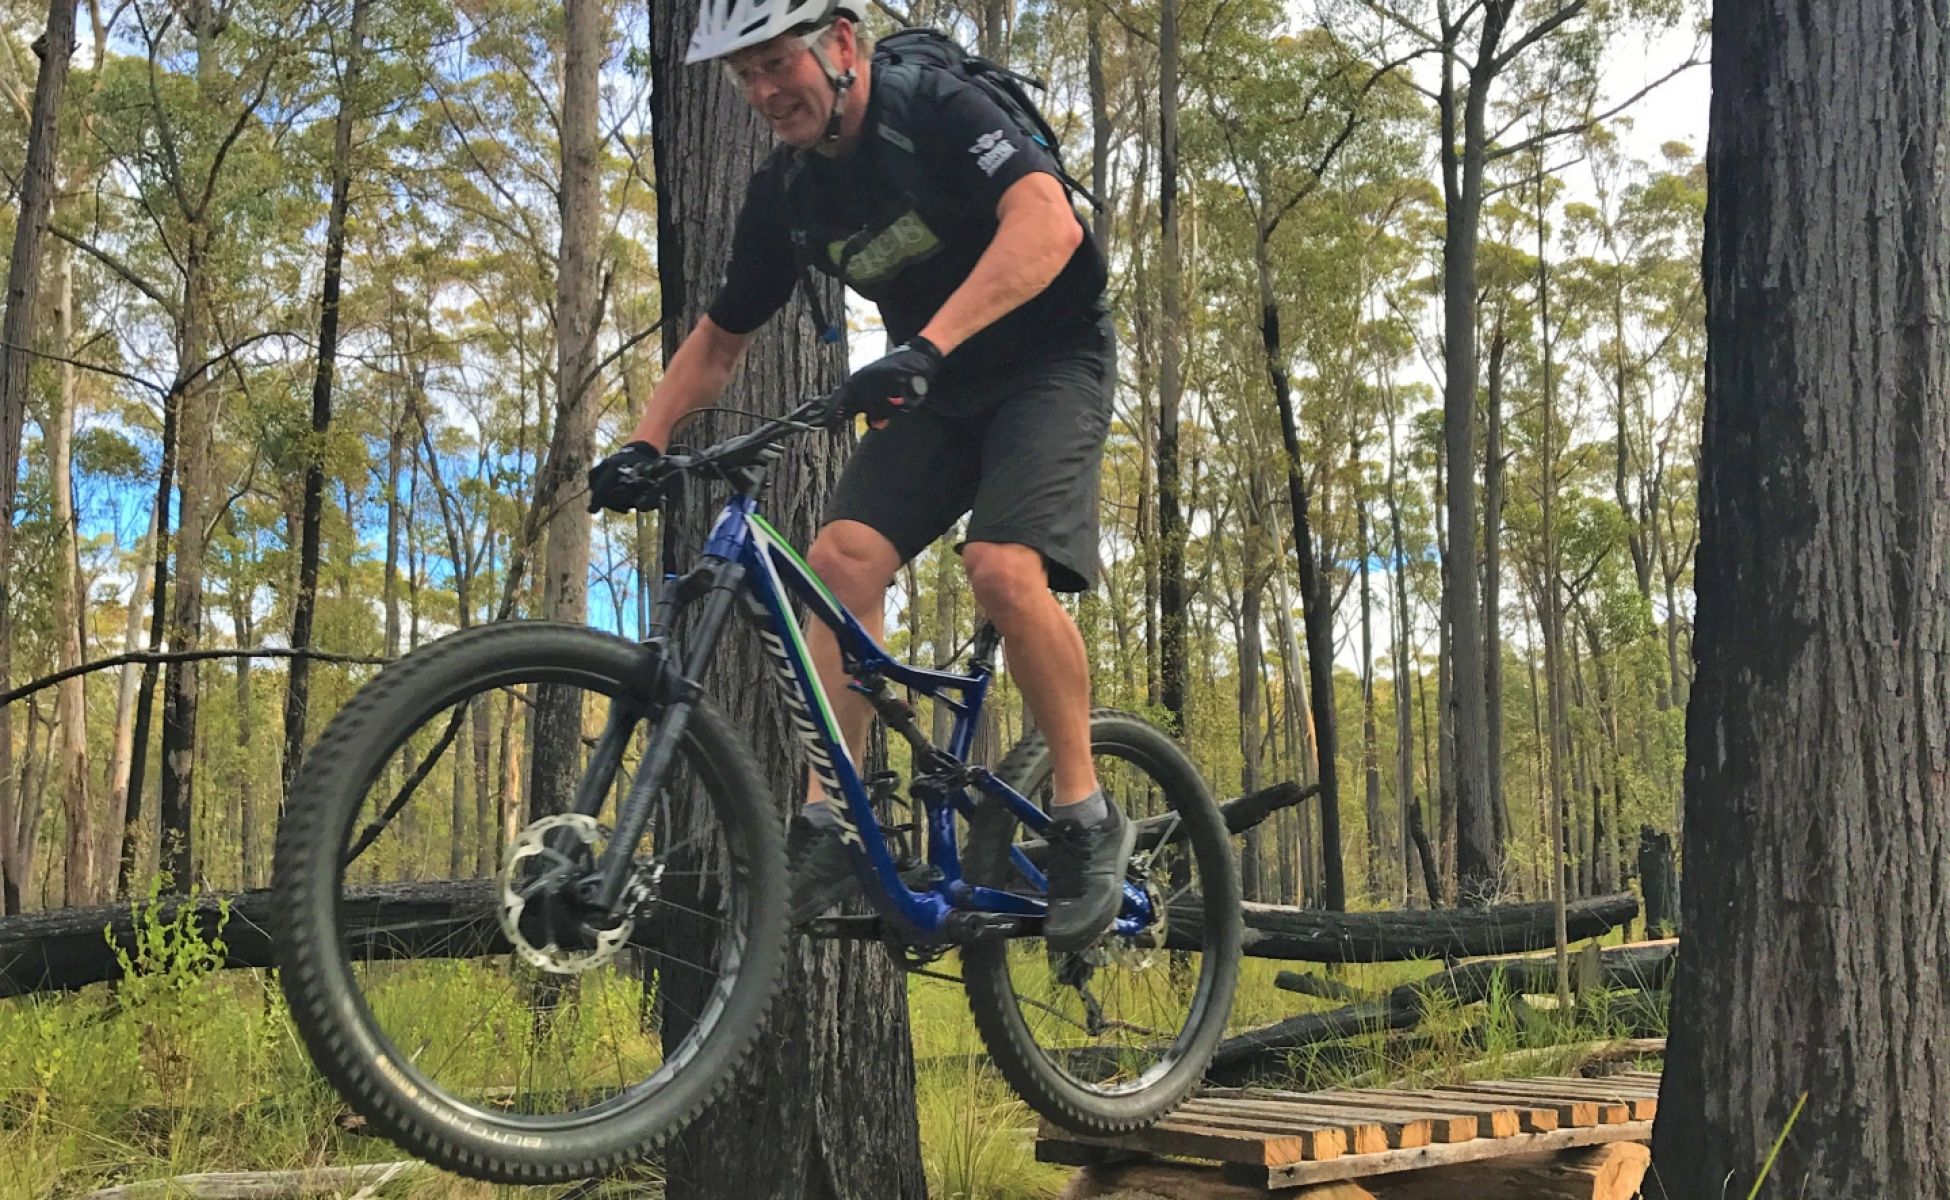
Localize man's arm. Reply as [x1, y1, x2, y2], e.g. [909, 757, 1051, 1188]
[918, 172, 1084, 355]
[627, 315, 752, 449]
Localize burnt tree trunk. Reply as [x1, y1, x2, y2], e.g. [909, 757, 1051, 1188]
[1259, 233, 1345, 911]
[1652, 3, 1950, 1195]
[1156, 0, 1188, 735]
[649, 5, 926, 1195]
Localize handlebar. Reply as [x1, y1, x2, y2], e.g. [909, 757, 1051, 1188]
[645, 394, 839, 490]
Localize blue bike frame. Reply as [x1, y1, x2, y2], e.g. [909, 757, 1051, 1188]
[680, 491, 1152, 943]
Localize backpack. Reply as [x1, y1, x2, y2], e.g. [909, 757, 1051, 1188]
[871, 28, 1100, 212]
[786, 27, 1100, 341]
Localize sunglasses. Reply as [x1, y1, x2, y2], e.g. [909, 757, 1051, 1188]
[723, 28, 829, 91]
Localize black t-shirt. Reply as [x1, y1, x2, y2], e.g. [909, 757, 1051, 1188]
[707, 66, 1107, 375]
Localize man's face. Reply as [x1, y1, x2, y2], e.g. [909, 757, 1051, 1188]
[724, 23, 853, 148]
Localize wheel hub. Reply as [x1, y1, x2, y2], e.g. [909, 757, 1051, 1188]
[498, 813, 635, 974]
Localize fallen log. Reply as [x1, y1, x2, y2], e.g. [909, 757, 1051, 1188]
[3, 785, 1324, 997]
[1274, 971, 1375, 1003]
[1165, 893, 1638, 963]
[0, 884, 1639, 1001]
[0, 880, 503, 998]
[1273, 940, 1675, 1000]
[1207, 942, 1674, 1078]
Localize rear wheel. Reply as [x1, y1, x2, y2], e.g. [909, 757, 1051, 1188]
[961, 708, 1241, 1134]
[274, 622, 787, 1183]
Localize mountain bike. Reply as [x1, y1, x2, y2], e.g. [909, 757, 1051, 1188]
[273, 395, 1242, 1184]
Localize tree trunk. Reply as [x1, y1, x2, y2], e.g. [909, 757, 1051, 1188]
[282, 0, 369, 810]
[1238, 536, 1266, 903]
[0, 0, 78, 915]
[1273, 571, 1310, 906]
[1481, 322, 1509, 856]
[382, 394, 404, 660]
[158, 215, 217, 892]
[649, 2, 926, 1194]
[1259, 237, 1344, 911]
[1359, 477, 1384, 898]
[980, 0, 1008, 62]
[1156, 0, 1188, 735]
[1652, 3, 1950, 1193]
[1386, 388, 1417, 907]
[1086, 5, 1111, 253]
[231, 571, 259, 890]
[1438, 22, 1502, 904]
[50, 243, 97, 906]
[528, 0, 604, 831]
[1434, 436, 1455, 889]
[108, 508, 158, 896]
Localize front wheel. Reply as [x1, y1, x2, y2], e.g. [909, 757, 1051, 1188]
[961, 708, 1242, 1134]
[273, 622, 787, 1183]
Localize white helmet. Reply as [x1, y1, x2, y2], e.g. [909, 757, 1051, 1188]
[685, 0, 859, 64]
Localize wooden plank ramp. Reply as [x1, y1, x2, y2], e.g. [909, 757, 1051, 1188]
[1041, 1071, 1658, 1198]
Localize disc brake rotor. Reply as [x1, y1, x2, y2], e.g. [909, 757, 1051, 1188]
[497, 813, 634, 975]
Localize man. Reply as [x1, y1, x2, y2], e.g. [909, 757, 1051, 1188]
[587, 0, 1132, 951]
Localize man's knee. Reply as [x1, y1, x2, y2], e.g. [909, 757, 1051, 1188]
[806, 521, 901, 605]
[962, 542, 1048, 618]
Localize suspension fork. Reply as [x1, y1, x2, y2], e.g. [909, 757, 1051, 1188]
[578, 555, 749, 914]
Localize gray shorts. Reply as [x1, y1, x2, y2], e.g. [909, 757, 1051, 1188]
[824, 318, 1115, 593]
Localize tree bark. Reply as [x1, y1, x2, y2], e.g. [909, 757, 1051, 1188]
[0, 0, 79, 914]
[157, 237, 215, 893]
[1360, 473, 1384, 900]
[649, 2, 926, 1193]
[1438, 14, 1503, 904]
[1086, 5, 1111, 253]
[1259, 236, 1345, 911]
[1385, 385, 1417, 907]
[230, 564, 259, 890]
[1434, 436, 1455, 888]
[528, 0, 604, 829]
[282, 0, 369, 810]
[1156, 0, 1188, 735]
[1481, 322, 1509, 856]
[108, 508, 158, 897]
[1238, 525, 1268, 903]
[50, 243, 97, 906]
[1652, 2, 1950, 1194]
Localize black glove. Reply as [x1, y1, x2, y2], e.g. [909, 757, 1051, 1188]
[586, 441, 666, 513]
[834, 336, 945, 427]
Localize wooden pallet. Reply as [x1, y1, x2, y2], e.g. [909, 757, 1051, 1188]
[1038, 1073, 1658, 1193]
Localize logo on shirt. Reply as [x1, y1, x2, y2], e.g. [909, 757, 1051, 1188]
[969, 129, 1018, 177]
[825, 209, 943, 288]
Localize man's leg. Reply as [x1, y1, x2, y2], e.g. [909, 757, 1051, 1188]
[802, 519, 902, 803]
[962, 541, 1131, 950]
[785, 520, 906, 926]
[961, 541, 1097, 805]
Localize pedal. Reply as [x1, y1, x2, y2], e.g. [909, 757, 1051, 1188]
[802, 914, 885, 940]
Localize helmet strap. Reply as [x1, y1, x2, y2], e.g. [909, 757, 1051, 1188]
[808, 36, 854, 147]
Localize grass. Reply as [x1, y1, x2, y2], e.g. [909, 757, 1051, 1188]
[0, 911, 1672, 1200]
